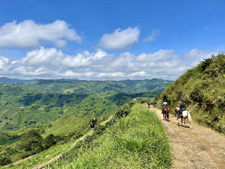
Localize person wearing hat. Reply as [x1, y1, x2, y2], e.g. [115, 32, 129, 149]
[178, 99, 186, 119]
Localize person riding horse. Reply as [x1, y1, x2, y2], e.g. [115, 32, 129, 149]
[177, 99, 186, 120]
[162, 99, 168, 114]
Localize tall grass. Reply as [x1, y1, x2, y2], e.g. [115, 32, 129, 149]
[49, 104, 171, 169]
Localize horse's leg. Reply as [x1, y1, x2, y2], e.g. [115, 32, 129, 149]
[177, 114, 179, 125]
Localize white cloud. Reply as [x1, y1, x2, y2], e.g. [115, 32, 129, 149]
[97, 72, 125, 78]
[0, 20, 81, 49]
[0, 47, 214, 80]
[0, 56, 9, 69]
[21, 47, 64, 66]
[144, 30, 160, 42]
[98, 27, 140, 50]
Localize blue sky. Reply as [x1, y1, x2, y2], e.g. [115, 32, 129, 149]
[0, 0, 224, 80]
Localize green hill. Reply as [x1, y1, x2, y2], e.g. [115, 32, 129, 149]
[158, 54, 225, 133]
[0, 78, 172, 167]
[49, 104, 171, 169]
[5, 103, 171, 169]
[18, 79, 173, 94]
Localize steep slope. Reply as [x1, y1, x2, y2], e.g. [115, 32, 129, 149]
[158, 54, 225, 133]
[45, 103, 171, 169]
[2, 104, 171, 168]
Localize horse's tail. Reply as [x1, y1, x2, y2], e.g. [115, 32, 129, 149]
[188, 111, 192, 129]
[188, 112, 192, 122]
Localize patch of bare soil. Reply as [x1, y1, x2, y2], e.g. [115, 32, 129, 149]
[149, 105, 225, 169]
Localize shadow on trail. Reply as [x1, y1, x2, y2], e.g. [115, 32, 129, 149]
[163, 119, 170, 122]
[177, 124, 191, 129]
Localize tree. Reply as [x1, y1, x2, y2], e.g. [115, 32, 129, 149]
[20, 130, 43, 154]
[0, 156, 12, 166]
[43, 134, 56, 149]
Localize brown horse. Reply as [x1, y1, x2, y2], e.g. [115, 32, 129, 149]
[163, 107, 170, 121]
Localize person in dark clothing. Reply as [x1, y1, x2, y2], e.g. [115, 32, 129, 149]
[147, 101, 151, 108]
[90, 118, 97, 129]
[177, 99, 186, 119]
[162, 99, 168, 114]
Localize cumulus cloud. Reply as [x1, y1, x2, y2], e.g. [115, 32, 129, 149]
[144, 30, 160, 42]
[0, 56, 9, 69]
[0, 47, 214, 80]
[98, 27, 140, 50]
[0, 20, 81, 49]
[21, 47, 64, 66]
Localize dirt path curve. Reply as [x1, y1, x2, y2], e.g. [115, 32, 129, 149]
[33, 115, 114, 169]
[148, 105, 225, 169]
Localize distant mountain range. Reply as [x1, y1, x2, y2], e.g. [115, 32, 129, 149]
[0, 77, 34, 84]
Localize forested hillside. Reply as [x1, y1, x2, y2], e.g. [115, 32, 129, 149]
[18, 79, 172, 94]
[0, 78, 171, 166]
[158, 54, 225, 133]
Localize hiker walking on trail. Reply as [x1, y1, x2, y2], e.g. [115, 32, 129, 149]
[177, 99, 186, 120]
[147, 101, 151, 108]
[89, 118, 97, 129]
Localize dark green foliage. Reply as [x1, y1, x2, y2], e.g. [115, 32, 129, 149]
[115, 104, 132, 118]
[43, 134, 56, 149]
[198, 57, 214, 71]
[0, 156, 12, 166]
[20, 130, 43, 155]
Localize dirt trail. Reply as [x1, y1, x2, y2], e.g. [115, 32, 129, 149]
[149, 105, 225, 169]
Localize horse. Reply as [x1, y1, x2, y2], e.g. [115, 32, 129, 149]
[163, 106, 170, 121]
[175, 107, 192, 129]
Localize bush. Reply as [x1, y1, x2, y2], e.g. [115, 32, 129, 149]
[0, 156, 12, 166]
[20, 130, 43, 154]
[43, 134, 56, 149]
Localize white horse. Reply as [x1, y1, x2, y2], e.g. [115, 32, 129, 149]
[175, 107, 192, 129]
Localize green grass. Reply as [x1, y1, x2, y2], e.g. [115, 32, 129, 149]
[42, 115, 90, 137]
[7, 140, 74, 169]
[49, 104, 171, 169]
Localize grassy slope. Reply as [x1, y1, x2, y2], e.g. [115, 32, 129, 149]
[42, 115, 90, 138]
[158, 54, 225, 133]
[50, 104, 171, 169]
[2, 114, 90, 166]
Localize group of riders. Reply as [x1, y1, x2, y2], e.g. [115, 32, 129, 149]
[162, 99, 186, 120]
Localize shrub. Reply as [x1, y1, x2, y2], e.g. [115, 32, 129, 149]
[43, 134, 56, 149]
[0, 156, 12, 166]
[20, 130, 43, 154]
